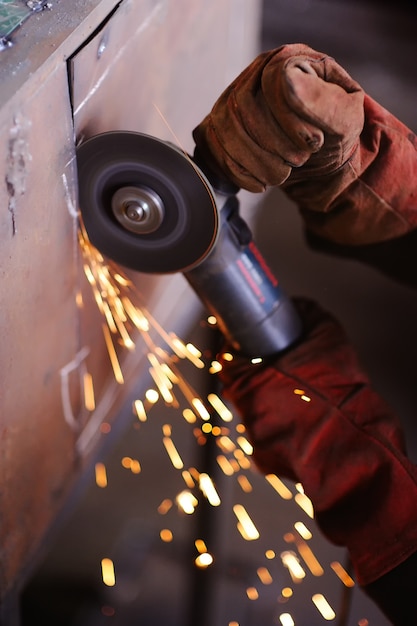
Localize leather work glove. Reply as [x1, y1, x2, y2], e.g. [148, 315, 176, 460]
[193, 43, 417, 246]
[217, 298, 417, 591]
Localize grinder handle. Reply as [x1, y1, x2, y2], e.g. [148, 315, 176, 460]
[184, 197, 302, 358]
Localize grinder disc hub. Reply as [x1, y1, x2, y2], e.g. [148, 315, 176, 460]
[76, 131, 219, 274]
[111, 185, 164, 234]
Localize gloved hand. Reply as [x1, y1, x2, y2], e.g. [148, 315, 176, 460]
[193, 44, 417, 246]
[218, 298, 417, 587]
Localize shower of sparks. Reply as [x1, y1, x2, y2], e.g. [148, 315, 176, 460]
[79, 224, 364, 624]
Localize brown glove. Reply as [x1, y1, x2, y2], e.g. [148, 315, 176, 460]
[218, 298, 417, 587]
[193, 44, 417, 246]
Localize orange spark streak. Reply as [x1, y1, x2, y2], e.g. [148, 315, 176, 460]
[102, 324, 124, 384]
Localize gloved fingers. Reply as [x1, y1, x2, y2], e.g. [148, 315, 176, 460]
[193, 43, 365, 193]
[193, 48, 317, 191]
[285, 64, 363, 136]
[261, 62, 325, 153]
[193, 45, 327, 191]
[263, 53, 364, 157]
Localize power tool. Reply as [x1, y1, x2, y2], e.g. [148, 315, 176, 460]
[76, 131, 301, 357]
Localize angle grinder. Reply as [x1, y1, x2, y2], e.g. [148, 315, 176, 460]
[76, 131, 301, 357]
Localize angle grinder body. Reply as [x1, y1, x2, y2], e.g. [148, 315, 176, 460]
[76, 131, 301, 358]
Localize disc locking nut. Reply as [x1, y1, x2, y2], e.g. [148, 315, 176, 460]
[111, 186, 164, 234]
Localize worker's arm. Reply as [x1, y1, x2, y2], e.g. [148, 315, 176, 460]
[218, 298, 417, 622]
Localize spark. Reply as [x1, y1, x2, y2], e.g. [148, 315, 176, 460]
[75, 290, 83, 308]
[133, 399, 147, 422]
[257, 566, 273, 585]
[207, 393, 233, 422]
[281, 551, 306, 582]
[295, 492, 314, 519]
[216, 455, 236, 476]
[234, 450, 251, 470]
[236, 435, 253, 455]
[83, 372, 95, 411]
[293, 387, 311, 402]
[294, 521, 312, 540]
[160, 529, 173, 542]
[279, 614, 295, 626]
[233, 504, 259, 540]
[246, 587, 259, 600]
[145, 389, 159, 404]
[157, 499, 173, 515]
[209, 360, 222, 374]
[265, 474, 293, 500]
[148, 353, 177, 405]
[121, 457, 141, 474]
[122, 296, 149, 331]
[195, 539, 207, 553]
[182, 408, 197, 423]
[330, 561, 355, 587]
[217, 435, 236, 453]
[191, 397, 211, 421]
[101, 558, 115, 586]
[176, 490, 198, 514]
[284, 531, 323, 577]
[312, 593, 336, 620]
[95, 463, 107, 488]
[237, 475, 252, 493]
[199, 473, 221, 506]
[102, 323, 124, 384]
[195, 552, 214, 568]
[163, 436, 184, 469]
[182, 470, 196, 488]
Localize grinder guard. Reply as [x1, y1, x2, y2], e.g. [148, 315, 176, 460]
[76, 131, 301, 358]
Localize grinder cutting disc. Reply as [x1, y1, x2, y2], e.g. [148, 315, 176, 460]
[76, 131, 219, 274]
